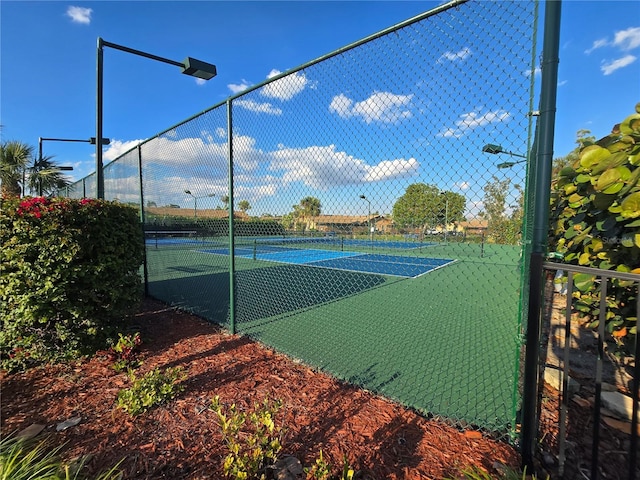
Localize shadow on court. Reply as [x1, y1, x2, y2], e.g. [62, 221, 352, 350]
[147, 264, 387, 327]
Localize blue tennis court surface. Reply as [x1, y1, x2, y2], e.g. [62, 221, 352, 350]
[198, 246, 454, 278]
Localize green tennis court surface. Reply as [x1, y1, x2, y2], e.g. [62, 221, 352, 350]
[146, 242, 522, 432]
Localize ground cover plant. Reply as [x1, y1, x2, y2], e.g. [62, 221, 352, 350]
[1, 298, 522, 479]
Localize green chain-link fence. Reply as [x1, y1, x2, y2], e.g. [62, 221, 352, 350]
[64, 0, 539, 435]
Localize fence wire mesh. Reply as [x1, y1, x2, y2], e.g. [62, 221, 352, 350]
[64, 0, 538, 435]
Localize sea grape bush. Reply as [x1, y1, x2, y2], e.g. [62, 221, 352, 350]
[0, 196, 144, 371]
[549, 103, 640, 343]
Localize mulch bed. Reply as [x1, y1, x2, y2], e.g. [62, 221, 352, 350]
[1, 297, 521, 479]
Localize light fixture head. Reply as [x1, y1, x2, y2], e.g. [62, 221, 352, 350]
[359, 194, 366, 199]
[181, 57, 217, 80]
[497, 162, 517, 169]
[482, 144, 504, 155]
[184, 189, 192, 195]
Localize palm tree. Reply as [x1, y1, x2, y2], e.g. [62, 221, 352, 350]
[238, 200, 251, 214]
[298, 196, 321, 231]
[27, 155, 71, 196]
[0, 141, 33, 197]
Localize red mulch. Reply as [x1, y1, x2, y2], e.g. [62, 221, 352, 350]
[1, 297, 521, 479]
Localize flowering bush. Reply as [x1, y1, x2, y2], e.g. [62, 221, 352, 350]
[0, 196, 144, 371]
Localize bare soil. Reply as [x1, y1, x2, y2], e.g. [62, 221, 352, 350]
[1, 297, 520, 480]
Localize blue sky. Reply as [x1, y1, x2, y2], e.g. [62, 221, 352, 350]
[1, 1, 639, 217]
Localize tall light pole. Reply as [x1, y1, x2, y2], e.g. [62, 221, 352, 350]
[33, 137, 95, 195]
[359, 194, 372, 243]
[97, 38, 217, 199]
[482, 143, 527, 169]
[185, 190, 215, 218]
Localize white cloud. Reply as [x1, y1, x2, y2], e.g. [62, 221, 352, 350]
[261, 69, 308, 100]
[601, 54, 637, 75]
[235, 99, 283, 115]
[525, 66, 541, 77]
[195, 78, 206, 86]
[558, 79, 568, 87]
[437, 47, 472, 63]
[364, 158, 419, 182]
[329, 91, 414, 124]
[585, 38, 608, 55]
[103, 139, 144, 161]
[228, 80, 251, 94]
[269, 144, 418, 190]
[66, 6, 92, 24]
[585, 26, 640, 75]
[456, 182, 470, 190]
[613, 26, 640, 51]
[438, 109, 510, 138]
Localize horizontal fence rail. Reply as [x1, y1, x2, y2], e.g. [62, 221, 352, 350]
[542, 262, 640, 480]
[63, 0, 539, 438]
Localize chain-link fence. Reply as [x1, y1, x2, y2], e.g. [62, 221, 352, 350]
[64, 0, 539, 435]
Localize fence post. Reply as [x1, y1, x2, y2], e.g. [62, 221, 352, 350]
[521, 0, 562, 471]
[137, 144, 148, 297]
[227, 99, 236, 334]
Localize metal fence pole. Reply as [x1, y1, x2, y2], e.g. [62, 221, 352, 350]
[137, 144, 148, 297]
[227, 99, 236, 334]
[521, 0, 562, 470]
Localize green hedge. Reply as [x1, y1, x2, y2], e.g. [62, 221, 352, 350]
[0, 197, 145, 370]
[549, 103, 640, 342]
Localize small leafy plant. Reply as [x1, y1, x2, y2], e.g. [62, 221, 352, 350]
[116, 367, 186, 416]
[109, 332, 142, 372]
[305, 450, 332, 480]
[211, 395, 286, 480]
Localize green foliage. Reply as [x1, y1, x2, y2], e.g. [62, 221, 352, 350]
[0, 141, 33, 198]
[108, 332, 142, 372]
[392, 183, 465, 233]
[211, 395, 286, 480]
[305, 450, 332, 480]
[116, 367, 187, 416]
[549, 103, 640, 342]
[448, 465, 547, 480]
[482, 177, 524, 245]
[0, 434, 123, 480]
[291, 196, 322, 232]
[0, 197, 144, 371]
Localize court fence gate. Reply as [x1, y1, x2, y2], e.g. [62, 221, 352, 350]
[63, 0, 550, 449]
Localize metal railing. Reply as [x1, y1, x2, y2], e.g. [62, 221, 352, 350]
[542, 262, 640, 479]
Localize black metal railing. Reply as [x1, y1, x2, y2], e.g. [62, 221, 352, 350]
[542, 262, 640, 479]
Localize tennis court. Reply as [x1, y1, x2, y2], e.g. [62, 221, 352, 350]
[197, 241, 454, 278]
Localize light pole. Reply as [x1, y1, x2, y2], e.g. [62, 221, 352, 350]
[97, 38, 217, 199]
[33, 137, 96, 195]
[359, 194, 372, 243]
[185, 190, 215, 218]
[482, 143, 527, 169]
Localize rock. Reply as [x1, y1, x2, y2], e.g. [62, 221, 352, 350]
[571, 395, 591, 408]
[602, 415, 640, 436]
[16, 423, 46, 440]
[56, 416, 82, 431]
[601, 391, 640, 422]
[544, 367, 580, 395]
[601, 382, 617, 392]
[274, 455, 304, 479]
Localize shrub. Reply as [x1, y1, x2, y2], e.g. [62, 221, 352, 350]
[549, 103, 640, 344]
[211, 395, 286, 480]
[116, 367, 187, 416]
[0, 197, 144, 371]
